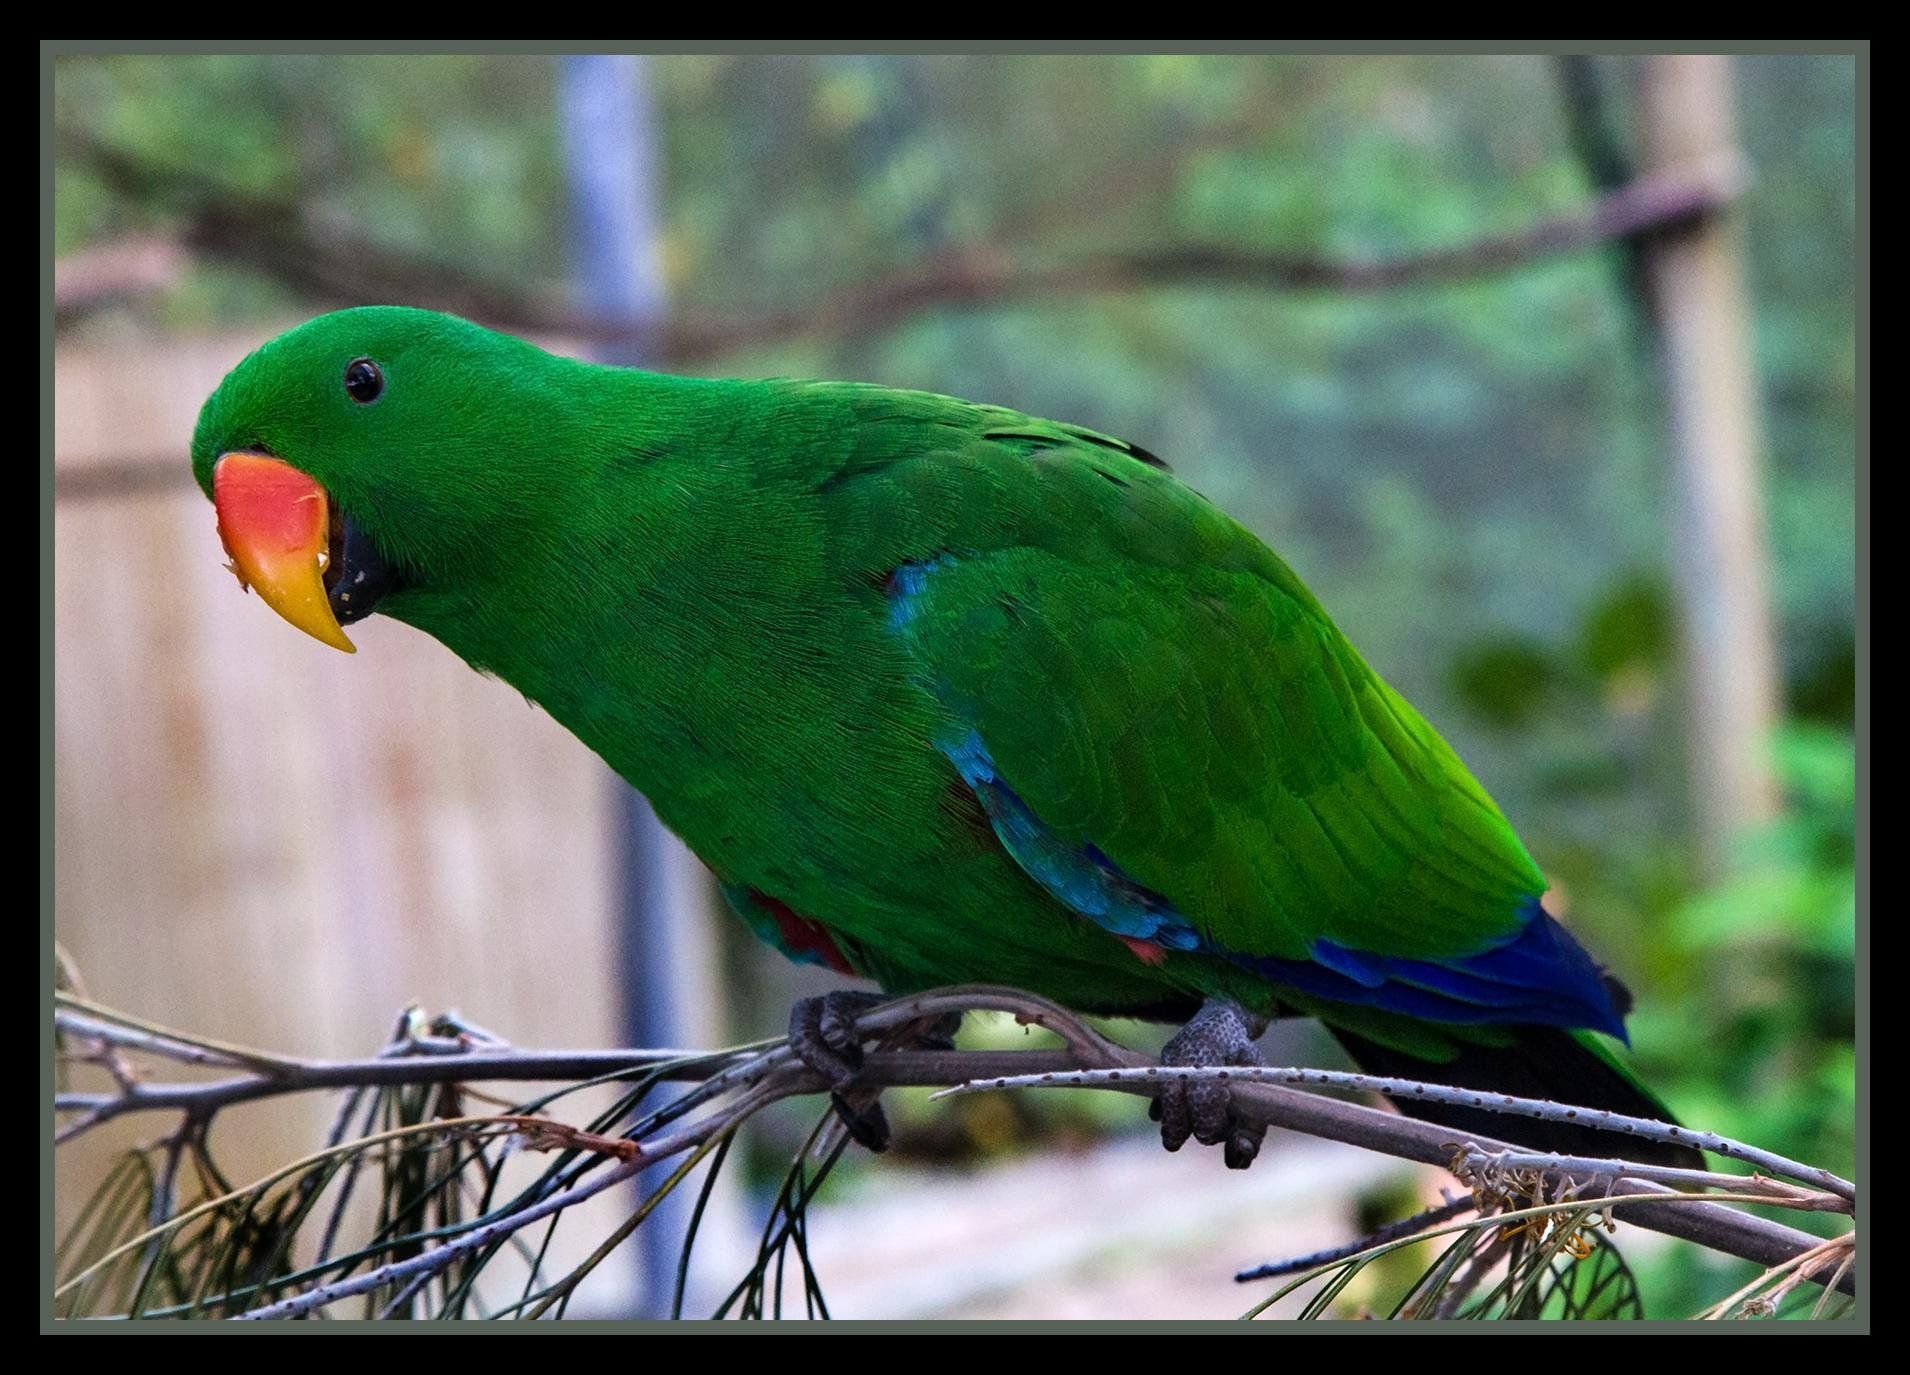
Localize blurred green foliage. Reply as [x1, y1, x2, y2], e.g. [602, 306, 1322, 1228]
[1445, 560, 1854, 1162]
[54, 51, 1857, 1309]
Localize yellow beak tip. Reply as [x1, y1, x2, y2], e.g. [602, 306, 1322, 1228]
[211, 451, 358, 655]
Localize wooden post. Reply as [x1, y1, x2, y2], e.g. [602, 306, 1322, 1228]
[1638, 54, 1781, 874]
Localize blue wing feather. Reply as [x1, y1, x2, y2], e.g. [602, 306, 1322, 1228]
[942, 731, 1628, 1041]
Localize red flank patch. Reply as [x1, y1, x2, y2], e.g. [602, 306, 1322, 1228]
[1117, 935, 1169, 967]
[753, 890, 859, 976]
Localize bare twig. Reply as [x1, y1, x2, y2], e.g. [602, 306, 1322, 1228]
[1424, 1229, 1517, 1319]
[1451, 1145, 1847, 1213]
[50, 987, 1093, 1137]
[56, 995, 305, 1076]
[1696, 1233, 1858, 1320]
[933, 1060, 1855, 1203]
[56, 1115, 527, 1302]
[231, 1149, 646, 1322]
[53, 986, 1856, 1307]
[1235, 1194, 1477, 1282]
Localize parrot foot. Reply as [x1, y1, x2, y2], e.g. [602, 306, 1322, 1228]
[789, 991, 961, 1153]
[789, 991, 891, 1151]
[789, 992, 966, 1152]
[1149, 998, 1270, 1169]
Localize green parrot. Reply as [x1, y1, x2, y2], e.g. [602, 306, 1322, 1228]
[192, 305, 1690, 1168]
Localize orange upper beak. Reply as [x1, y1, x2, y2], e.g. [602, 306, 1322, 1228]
[212, 452, 356, 653]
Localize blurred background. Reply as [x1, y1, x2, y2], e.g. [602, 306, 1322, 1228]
[51, 51, 1857, 1319]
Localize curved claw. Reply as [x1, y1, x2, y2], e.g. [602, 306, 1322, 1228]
[789, 991, 891, 1151]
[788, 994, 969, 1154]
[829, 1092, 893, 1153]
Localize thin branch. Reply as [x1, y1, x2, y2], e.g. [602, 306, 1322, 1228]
[56, 995, 306, 1075]
[1810, 1251, 1859, 1320]
[1451, 1145, 1847, 1213]
[1695, 1233, 1857, 1321]
[933, 1060, 1855, 1203]
[232, 1149, 645, 1322]
[928, 1056, 1857, 1297]
[54, 986, 1856, 1304]
[53, 985, 1105, 1137]
[236, 1081, 776, 1322]
[1235, 1194, 1477, 1282]
[53, 1045, 1082, 1134]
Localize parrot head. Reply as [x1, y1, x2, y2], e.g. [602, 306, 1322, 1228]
[189, 306, 584, 652]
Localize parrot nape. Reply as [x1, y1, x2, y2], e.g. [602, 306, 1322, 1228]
[191, 306, 1695, 1169]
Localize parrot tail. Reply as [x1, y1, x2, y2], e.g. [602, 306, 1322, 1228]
[1326, 1024, 1705, 1169]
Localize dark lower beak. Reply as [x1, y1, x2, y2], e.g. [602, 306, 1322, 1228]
[328, 511, 399, 626]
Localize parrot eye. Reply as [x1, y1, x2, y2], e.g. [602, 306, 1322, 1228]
[343, 358, 385, 405]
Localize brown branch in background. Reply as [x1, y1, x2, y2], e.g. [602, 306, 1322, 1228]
[55, 127, 1747, 366]
[50, 125, 1749, 508]
[703, 159, 1746, 359]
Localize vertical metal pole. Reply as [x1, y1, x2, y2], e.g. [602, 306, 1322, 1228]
[561, 55, 669, 356]
[557, 53, 708, 1318]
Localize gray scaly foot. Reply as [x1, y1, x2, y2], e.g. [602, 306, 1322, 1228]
[1149, 998, 1270, 1169]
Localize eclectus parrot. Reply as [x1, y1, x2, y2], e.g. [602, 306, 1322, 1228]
[193, 306, 1691, 1169]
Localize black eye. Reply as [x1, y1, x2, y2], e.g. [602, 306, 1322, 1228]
[343, 358, 384, 405]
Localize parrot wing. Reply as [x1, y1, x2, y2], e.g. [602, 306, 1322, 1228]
[819, 387, 1623, 1036]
